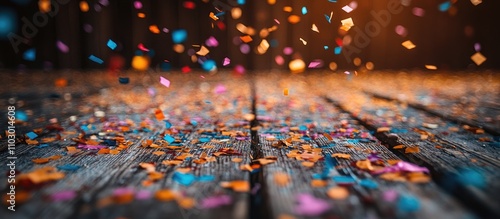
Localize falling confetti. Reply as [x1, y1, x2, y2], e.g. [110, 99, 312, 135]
[107, 39, 117, 50]
[471, 52, 486, 66]
[401, 40, 416, 49]
[159, 76, 170, 87]
[88, 55, 103, 64]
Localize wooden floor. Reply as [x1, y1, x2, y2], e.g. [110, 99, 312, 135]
[0, 70, 499, 219]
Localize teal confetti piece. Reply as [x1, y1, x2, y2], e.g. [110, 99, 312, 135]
[198, 175, 215, 182]
[397, 194, 421, 212]
[23, 48, 36, 61]
[199, 137, 211, 143]
[332, 176, 356, 184]
[302, 6, 308, 15]
[359, 179, 378, 189]
[334, 46, 342, 55]
[438, 1, 451, 12]
[57, 164, 81, 171]
[173, 172, 196, 186]
[165, 120, 172, 129]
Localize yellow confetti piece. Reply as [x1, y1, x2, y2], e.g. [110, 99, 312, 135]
[327, 186, 349, 200]
[283, 88, 289, 96]
[402, 40, 416, 49]
[340, 18, 354, 31]
[196, 45, 210, 56]
[425, 65, 437, 70]
[355, 159, 374, 171]
[376, 127, 391, 132]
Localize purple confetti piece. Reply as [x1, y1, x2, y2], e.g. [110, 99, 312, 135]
[223, 57, 231, 66]
[294, 193, 330, 216]
[251, 183, 261, 195]
[113, 187, 134, 196]
[206, 36, 219, 47]
[51, 190, 77, 202]
[200, 195, 232, 209]
[56, 40, 69, 53]
[214, 84, 227, 94]
[383, 189, 398, 202]
[77, 144, 107, 150]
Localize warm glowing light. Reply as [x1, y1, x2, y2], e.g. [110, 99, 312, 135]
[173, 44, 185, 53]
[353, 57, 362, 66]
[365, 62, 375, 70]
[329, 62, 338, 71]
[289, 59, 305, 74]
[288, 15, 301, 24]
[131, 56, 149, 71]
[79, 1, 89, 12]
[39, 0, 51, 13]
[231, 7, 242, 19]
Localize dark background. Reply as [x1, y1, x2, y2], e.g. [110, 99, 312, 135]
[0, 0, 499, 71]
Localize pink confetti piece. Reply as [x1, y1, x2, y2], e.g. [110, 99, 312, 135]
[294, 193, 330, 216]
[214, 84, 227, 94]
[223, 57, 231, 66]
[138, 43, 149, 52]
[308, 60, 323, 68]
[160, 76, 170, 88]
[133, 1, 142, 9]
[474, 43, 481, 52]
[135, 190, 152, 200]
[374, 161, 429, 174]
[274, 19, 280, 24]
[200, 195, 232, 209]
[51, 190, 77, 202]
[56, 40, 69, 53]
[395, 25, 408, 37]
[113, 187, 134, 196]
[162, 28, 169, 33]
[383, 189, 398, 202]
[206, 36, 219, 47]
[412, 7, 425, 17]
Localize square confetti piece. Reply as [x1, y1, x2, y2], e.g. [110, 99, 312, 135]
[26, 131, 38, 140]
[471, 52, 486, 66]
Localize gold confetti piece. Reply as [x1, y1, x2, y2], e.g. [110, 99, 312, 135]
[379, 172, 406, 182]
[327, 186, 349, 200]
[177, 197, 195, 209]
[405, 146, 420, 154]
[301, 161, 315, 168]
[407, 172, 431, 183]
[148, 171, 164, 181]
[402, 40, 416, 49]
[393, 145, 405, 149]
[311, 179, 328, 187]
[331, 153, 351, 159]
[221, 181, 250, 192]
[387, 159, 401, 165]
[274, 172, 290, 187]
[283, 6, 292, 12]
[311, 24, 319, 33]
[340, 18, 354, 31]
[288, 15, 301, 24]
[196, 45, 210, 56]
[376, 127, 391, 133]
[155, 189, 176, 201]
[137, 13, 146, 18]
[470, 0, 482, 6]
[109, 149, 120, 155]
[283, 88, 289, 96]
[240, 35, 253, 43]
[299, 38, 307, 45]
[209, 12, 219, 20]
[98, 148, 110, 154]
[139, 163, 156, 173]
[153, 151, 166, 156]
[232, 157, 243, 163]
[471, 52, 487, 66]
[425, 65, 437, 70]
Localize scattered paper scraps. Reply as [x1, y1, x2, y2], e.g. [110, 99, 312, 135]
[159, 76, 171, 87]
[311, 24, 319, 33]
[221, 180, 250, 192]
[274, 172, 290, 187]
[471, 52, 486, 66]
[402, 40, 416, 49]
[340, 18, 354, 31]
[327, 186, 349, 200]
[294, 193, 330, 216]
[18, 167, 65, 184]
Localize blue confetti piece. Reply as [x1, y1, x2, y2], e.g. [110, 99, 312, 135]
[164, 135, 175, 144]
[26, 131, 37, 139]
[23, 48, 36, 61]
[391, 128, 408, 133]
[324, 46, 329, 50]
[215, 11, 225, 17]
[199, 137, 211, 143]
[118, 77, 129, 84]
[457, 168, 486, 188]
[328, 0, 337, 2]
[201, 59, 217, 71]
[198, 175, 215, 182]
[57, 164, 81, 171]
[397, 194, 421, 212]
[334, 46, 342, 55]
[80, 125, 89, 132]
[107, 39, 117, 50]
[301, 6, 307, 15]
[299, 125, 307, 131]
[346, 139, 360, 144]
[165, 120, 172, 129]
[172, 29, 187, 44]
[438, 1, 451, 12]
[325, 156, 337, 169]
[237, 0, 245, 4]
[359, 179, 378, 189]
[173, 172, 196, 186]
[15, 110, 28, 122]
[324, 14, 331, 23]
[332, 176, 356, 184]
[88, 55, 103, 64]
[36, 143, 49, 149]
[190, 119, 198, 126]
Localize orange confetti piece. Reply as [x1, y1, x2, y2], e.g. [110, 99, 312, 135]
[137, 13, 146, 18]
[405, 147, 420, 154]
[387, 159, 401, 165]
[356, 159, 374, 171]
[155, 109, 165, 120]
[240, 35, 253, 43]
[221, 180, 250, 192]
[274, 172, 290, 187]
[301, 161, 315, 168]
[32, 158, 50, 164]
[331, 153, 351, 159]
[311, 179, 328, 187]
[155, 189, 176, 201]
[149, 25, 160, 34]
[393, 145, 405, 149]
[283, 88, 289, 96]
[162, 160, 183, 166]
[153, 151, 166, 156]
[177, 197, 196, 209]
[109, 149, 120, 155]
[148, 171, 164, 181]
[327, 186, 349, 200]
[98, 148, 110, 154]
[288, 15, 300, 24]
[232, 157, 243, 163]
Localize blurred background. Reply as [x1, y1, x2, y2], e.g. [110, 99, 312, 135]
[0, 0, 499, 71]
